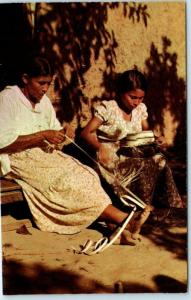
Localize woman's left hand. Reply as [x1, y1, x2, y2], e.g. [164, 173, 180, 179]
[63, 124, 75, 139]
[155, 135, 168, 150]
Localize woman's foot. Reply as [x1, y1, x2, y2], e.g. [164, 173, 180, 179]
[128, 205, 153, 239]
[110, 229, 137, 246]
[120, 229, 138, 245]
[108, 205, 153, 246]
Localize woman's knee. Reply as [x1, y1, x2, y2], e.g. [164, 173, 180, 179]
[152, 153, 166, 170]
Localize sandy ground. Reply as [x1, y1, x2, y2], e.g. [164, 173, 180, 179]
[1, 205, 187, 295]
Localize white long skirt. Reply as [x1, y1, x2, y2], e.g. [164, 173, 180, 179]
[9, 148, 111, 234]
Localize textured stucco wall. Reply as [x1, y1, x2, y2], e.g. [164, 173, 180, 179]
[84, 2, 185, 89]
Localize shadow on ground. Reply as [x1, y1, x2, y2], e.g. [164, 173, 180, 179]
[142, 207, 187, 261]
[2, 259, 112, 294]
[3, 258, 187, 294]
[118, 274, 187, 293]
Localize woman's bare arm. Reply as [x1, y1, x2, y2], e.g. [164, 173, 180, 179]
[81, 116, 113, 165]
[141, 119, 168, 149]
[0, 129, 65, 154]
[142, 119, 150, 131]
[80, 116, 103, 151]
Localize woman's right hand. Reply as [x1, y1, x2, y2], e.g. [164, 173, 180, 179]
[97, 144, 114, 167]
[42, 130, 66, 145]
[155, 135, 168, 151]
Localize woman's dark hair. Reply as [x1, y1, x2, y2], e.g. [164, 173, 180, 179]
[0, 55, 54, 90]
[116, 69, 147, 94]
[19, 55, 54, 78]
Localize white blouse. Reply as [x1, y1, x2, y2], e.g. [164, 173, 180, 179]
[0, 86, 62, 175]
[94, 100, 148, 140]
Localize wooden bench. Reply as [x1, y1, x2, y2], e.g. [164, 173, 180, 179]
[1, 178, 33, 231]
[0, 178, 25, 205]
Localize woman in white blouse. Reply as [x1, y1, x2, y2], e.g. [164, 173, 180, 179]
[0, 56, 152, 245]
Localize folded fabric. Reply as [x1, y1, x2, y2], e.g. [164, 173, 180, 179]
[120, 131, 155, 147]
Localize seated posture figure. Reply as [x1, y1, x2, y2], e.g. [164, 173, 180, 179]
[81, 69, 183, 209]
[0, 56, 152, 245]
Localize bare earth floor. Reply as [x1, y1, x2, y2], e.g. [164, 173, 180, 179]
[1, 207, 187, 295]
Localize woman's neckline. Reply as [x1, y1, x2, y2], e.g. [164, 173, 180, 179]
[117, 102, 132, 122]
[20, 87, 36, 109]
[121, 109, 132, 122]
[117, 100, 132, 121]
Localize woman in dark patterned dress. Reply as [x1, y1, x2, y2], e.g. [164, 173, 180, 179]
[80, 69, 183, 209]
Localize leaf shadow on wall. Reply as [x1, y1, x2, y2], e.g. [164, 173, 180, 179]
[32, 2, 150, 123]
[143, 37, 186, 196]
[144, 36, 186, 157]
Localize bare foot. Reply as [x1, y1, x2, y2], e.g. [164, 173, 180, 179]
[120, 230, 137, 246]
[110, 229, 137, 246]
[108, 205, 153, 246]
[128, 205, 153, 239]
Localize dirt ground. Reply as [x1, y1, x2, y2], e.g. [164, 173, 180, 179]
[1, 204, 188, 295]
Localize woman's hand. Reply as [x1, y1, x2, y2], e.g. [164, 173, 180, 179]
[155, 135, 168, 150]
[0, 130, 65, 154]
[97, 144, 111, 165]
[97, 144, 118, 169]
[63, 124, 75, 140]
[43, 130, 66, 145]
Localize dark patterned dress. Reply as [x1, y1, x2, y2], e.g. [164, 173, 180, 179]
[93, 100, 182, 208]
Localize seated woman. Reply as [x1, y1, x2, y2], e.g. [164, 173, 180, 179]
[80, 69, 183, 209]
[0, 56, 152, 247]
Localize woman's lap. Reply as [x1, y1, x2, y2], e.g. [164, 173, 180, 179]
[9, 148, 111, 234]
[98, 145, 182, 208]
